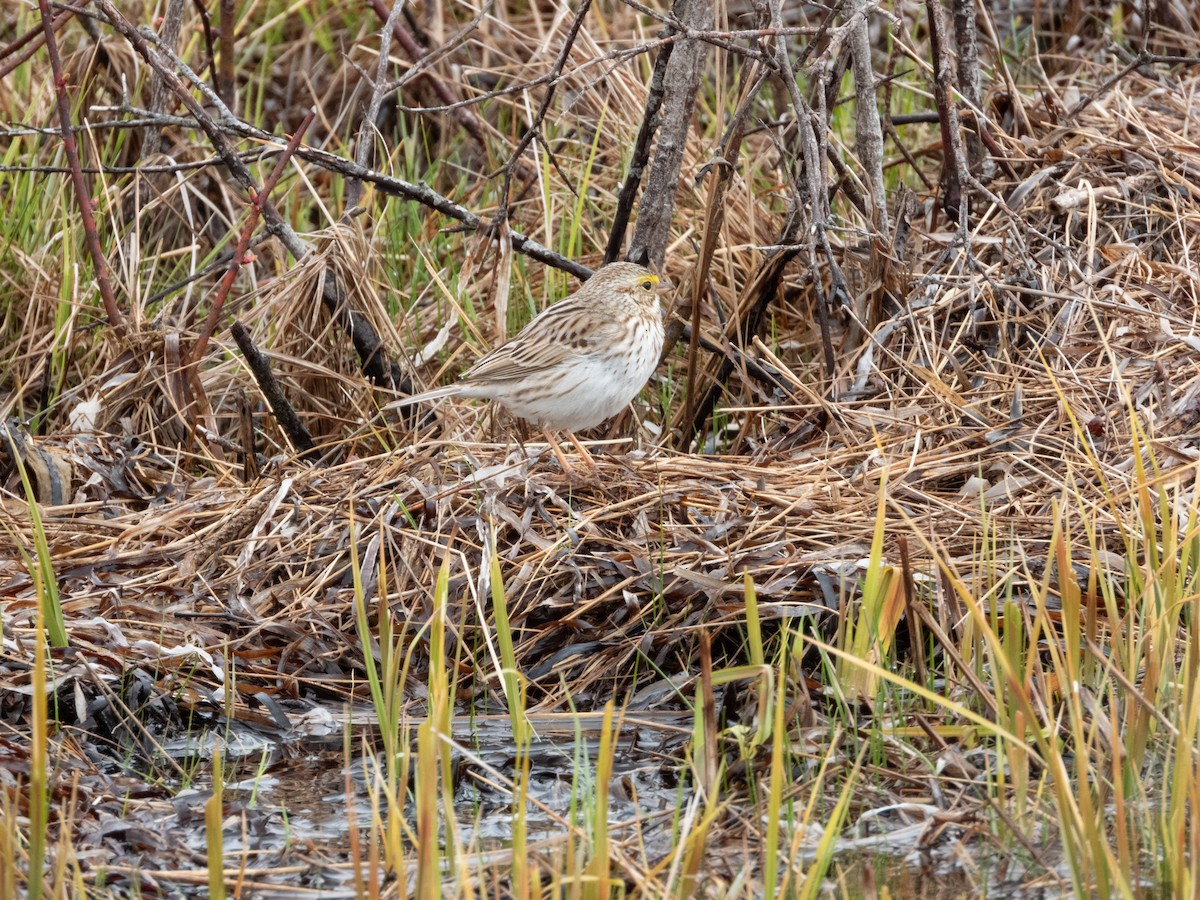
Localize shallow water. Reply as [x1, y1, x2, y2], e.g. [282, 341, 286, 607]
[65, 704, 1165, 898]
[144, 710, 1086, 897]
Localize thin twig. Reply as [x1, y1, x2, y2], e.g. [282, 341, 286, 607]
[345, 0, 408, 214]
[94, 3, 625, 292]
[1066, 50, 1200, 121]
[676, 324, 784, 390]
[93, 0, 413, 393]
[682, 218, 804, 442]
[882, 34, 936, 192]
[192, 110, 315, 364]
[38, 0, 124, 334]
[767, 0, 835, 383]
[189, 0, 219, 84]
[496, 0, 594, 217]
[824, 143, 869, 219]
[146, 231, 275, 307]
[374, 0, 492, 96]
[131, 26, 589, 280]
[367, 0, 518, 176]
[0, 148, 267, 176]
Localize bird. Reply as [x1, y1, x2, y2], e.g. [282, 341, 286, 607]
[389, 261, 668, 472]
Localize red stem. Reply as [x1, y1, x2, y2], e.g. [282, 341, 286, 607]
[191, 110, 316, 363]
[37, 0, 124, 334]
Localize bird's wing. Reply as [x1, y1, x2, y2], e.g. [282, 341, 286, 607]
[463, 299, 625, 384]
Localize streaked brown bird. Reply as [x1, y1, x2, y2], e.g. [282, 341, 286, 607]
[390, 261, 668, 471]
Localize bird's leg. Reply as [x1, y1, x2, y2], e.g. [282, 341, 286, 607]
[512, 419, 531, 462]
[564, 430, 598, 469]
[541, 428, 576, 474]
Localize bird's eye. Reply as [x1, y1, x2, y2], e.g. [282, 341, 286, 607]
[641, 280, 653, 291]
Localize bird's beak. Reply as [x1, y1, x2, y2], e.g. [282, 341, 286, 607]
[656, 274, 674, 291]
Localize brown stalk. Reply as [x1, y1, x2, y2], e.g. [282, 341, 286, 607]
[145, 230, 274, 306]
[926, 0, 968, 223]
[682, 228, 804, 440]
[189, 0, 219, 84]
[230, 321, 317, 461]
[679, 65, 766, 447]
[697, 629, 718, 797]
[192, 110, 316, 364]
[908, 593, 998, 719]
[237, 390, 259, 482]
[897, 537, 927, 688]
[37, 0, 124, 335]
[217, 0, 237, 112]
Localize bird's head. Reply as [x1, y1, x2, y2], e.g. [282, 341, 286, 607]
[588, 261, 671, 310]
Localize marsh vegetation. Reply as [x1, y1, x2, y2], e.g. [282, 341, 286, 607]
[2, 0, 1200, 896]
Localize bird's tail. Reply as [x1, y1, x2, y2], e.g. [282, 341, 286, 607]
[384, 384, 464, 411]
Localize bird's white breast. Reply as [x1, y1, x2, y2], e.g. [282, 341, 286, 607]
[501, 310, 664, 431]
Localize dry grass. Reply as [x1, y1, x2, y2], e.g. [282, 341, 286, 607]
[4, 0, 1200, 895]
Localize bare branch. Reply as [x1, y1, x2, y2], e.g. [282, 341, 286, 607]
[1066, 50, 1200, 121]
[952, 0, 983, 171]
[141, 0, 185, 159]
[217, 0, 236, 112]
[231, 321, 317, 461]
[847, 0, 888, 233]
[92, 0, 412, 393]
[604, 29, 674, 264]
[926, 0, 969, 224]
[367, 0, 518, 176]
[629, 0, 712, 270]
[767, 0, 835, 383]
[0, 6, 73, 80]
